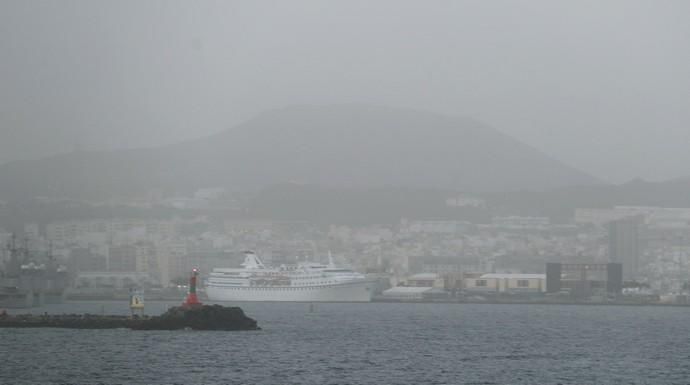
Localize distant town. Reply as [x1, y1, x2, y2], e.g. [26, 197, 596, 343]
[2, 187, 689, 308]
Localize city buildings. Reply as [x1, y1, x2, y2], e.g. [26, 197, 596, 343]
[1, 203, 687, 301]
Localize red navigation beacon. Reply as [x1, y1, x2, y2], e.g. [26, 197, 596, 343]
[183, 268, 202, 308]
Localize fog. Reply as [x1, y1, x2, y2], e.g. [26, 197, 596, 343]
[1, 0, 688, 182]
[4, 3, 690, 384]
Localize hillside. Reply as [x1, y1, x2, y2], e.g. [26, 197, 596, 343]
[0, 105, 600, 200]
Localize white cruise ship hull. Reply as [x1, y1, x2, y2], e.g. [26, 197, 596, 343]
[206, 280, 375, 302]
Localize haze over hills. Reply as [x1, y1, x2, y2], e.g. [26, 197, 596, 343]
[248, 177, 690, 224]
[0, 105, 601, 200]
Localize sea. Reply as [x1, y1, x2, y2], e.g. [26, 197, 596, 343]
[1, 301, 690, 385]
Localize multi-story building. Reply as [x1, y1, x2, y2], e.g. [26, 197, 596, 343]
[107, 245, 137, 272]
[491, 216, 550, 230]
[609, 217, 642, 280]
[402, 219, 470, 234]
[155, 240, 188, 286]
[70, 247, 107, 272]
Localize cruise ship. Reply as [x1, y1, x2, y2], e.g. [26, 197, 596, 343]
[205, 251, 375, 302]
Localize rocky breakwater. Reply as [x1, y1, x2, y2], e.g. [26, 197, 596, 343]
[0, 305, 259, 331]
[131, 304, 259, 331]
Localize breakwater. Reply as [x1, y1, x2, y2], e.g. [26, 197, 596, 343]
[0, 304, 259, 331]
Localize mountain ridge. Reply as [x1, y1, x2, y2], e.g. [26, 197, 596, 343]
[0, 104, 602, 200]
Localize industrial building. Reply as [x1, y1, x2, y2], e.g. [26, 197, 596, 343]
[546, 262, 623, 298]
[406, 273, 445, 288]
[464, 273, 546, 293]
[380, 286, 448, 301]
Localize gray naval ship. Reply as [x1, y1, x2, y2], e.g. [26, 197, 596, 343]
[0, 236, 70, 308]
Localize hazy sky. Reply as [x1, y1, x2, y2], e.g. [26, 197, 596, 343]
[1, 0, 688, 183]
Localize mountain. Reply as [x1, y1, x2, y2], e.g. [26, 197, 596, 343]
[482, 177, 690, 222]
[0, 105, 601, 200]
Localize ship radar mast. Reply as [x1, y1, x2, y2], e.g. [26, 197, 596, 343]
[240, 250, 266, 269]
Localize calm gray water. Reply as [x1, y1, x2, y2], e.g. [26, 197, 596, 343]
[2, 301, 690, 385]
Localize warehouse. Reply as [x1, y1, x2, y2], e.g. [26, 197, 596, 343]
[464, 273, 546, 293]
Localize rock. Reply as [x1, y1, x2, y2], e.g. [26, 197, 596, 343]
[130, 305, 260, 331]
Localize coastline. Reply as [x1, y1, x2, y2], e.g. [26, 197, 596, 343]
[36, 297, 690, 308]
[372, 297, 690, 307]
